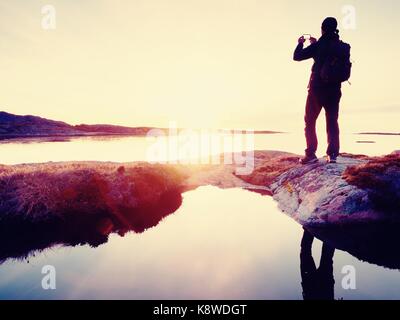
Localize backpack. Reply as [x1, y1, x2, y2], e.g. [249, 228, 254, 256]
[320, 40, 352, 83]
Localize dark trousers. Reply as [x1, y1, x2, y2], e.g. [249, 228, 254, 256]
[304, 86, 342, 156]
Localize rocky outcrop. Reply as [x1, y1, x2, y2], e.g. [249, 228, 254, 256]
[242, 152, 400, 225]
[185, 151, 400, 226]
[271, 156, 375, 224]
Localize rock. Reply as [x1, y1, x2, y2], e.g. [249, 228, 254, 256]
[270, 156, 378, 224]
[241, 152, 400, 226]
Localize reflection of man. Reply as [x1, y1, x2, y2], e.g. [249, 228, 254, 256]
[300, 228, 335, 300]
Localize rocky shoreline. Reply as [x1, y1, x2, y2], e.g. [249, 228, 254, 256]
[0, 150, 399, 263]
[235, 151, 400, 225]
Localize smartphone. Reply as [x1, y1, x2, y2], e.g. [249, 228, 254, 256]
[302, 34, 312, 40]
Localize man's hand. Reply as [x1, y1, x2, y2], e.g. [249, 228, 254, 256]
[310, 37, 317, 44]
[298, 36, 306, 45]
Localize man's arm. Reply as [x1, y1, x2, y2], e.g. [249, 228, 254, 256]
[293, 37, 317, 61]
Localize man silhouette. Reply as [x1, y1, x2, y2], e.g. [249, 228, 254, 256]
[294, 17, 344, 164]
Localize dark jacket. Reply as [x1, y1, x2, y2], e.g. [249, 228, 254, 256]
[293, 32, 341, 89]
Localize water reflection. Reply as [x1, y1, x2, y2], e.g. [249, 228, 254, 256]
[302, 222, 400, 300]
[1, 183, 400, 300]
[300, 228, 335, 300]
[0, 189, 183, 264]
[0, 133, 399, 165]
[306, 223, 400, 270]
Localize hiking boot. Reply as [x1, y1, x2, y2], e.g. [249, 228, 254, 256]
[299, 154, 318, 165]
[326, 154, 338, 163]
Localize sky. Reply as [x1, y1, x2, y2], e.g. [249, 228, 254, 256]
[0, 0, 399, 131]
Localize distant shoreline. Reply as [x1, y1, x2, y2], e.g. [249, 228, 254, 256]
[0, 132, 151, 141]
[3, 130, 400, 141]
[357, 132, 400, 136]
[0, 111, 284, 141]
[0, 130, 285, 141]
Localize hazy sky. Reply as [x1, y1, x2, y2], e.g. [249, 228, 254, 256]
[0, 0, 399, 130]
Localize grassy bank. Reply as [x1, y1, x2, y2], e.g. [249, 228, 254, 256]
[0, 162, 187, 261]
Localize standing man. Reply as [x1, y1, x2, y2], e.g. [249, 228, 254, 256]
[294, 17, 351, 164]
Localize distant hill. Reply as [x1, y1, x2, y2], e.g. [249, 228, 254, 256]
[0, 111, 157, 139]
[0, 111, 81, 137]
[0, 111, 283, 140]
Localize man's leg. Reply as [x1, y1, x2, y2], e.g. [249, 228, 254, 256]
[324, 89, 342, 157]
[304, 89, 322, 156]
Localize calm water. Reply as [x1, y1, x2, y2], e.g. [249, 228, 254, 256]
[0, 132, 398, 165]
[0, 133, 400, 300]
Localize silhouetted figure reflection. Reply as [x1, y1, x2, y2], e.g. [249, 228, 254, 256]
[300, 228, 335, 300]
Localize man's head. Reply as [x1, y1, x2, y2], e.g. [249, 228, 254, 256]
[321, 17, 338, 35]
